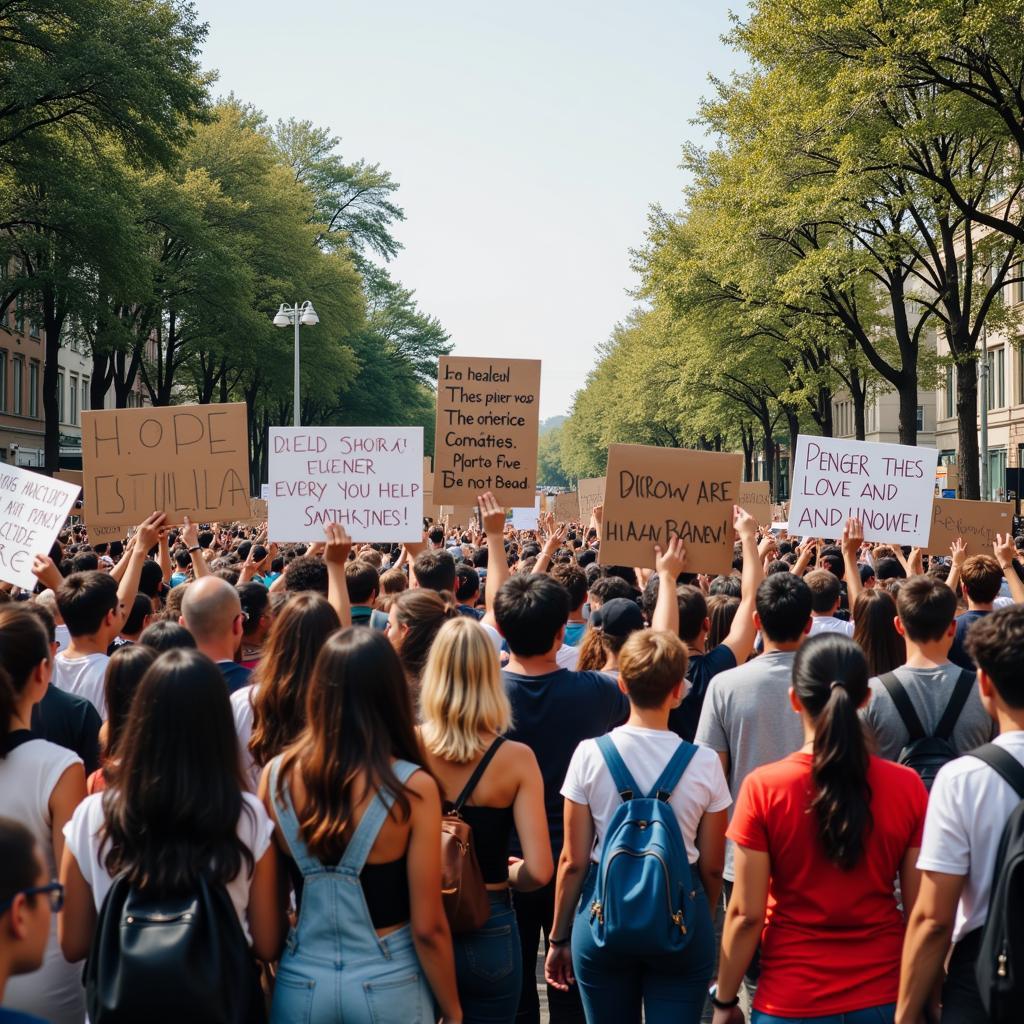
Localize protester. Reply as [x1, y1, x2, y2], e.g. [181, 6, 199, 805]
[0, 609, 87, 1024]
[852, 588, 905, 677]
[346, 560, 383, 626]
[259, 628, 462, 1023]
[575, 598, 645, 672]
[137, 619, 196, 652]
[546, 628, 729, 1023]
[388, 588, 460, 691]
[714, 635, 928, 1024]
[805, 569, 855, 637]
[0, 818, 60, 1024]
[419, 617, 553, 1023]
[179, 576, 251, 692]
[236, 582, 273, 668]
[897, 605, 1024, 1022]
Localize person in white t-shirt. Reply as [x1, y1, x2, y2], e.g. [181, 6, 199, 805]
[805, 569, 855, 638]
[545, 627, 730, 1024]
[50, 512, 166, 718]
[59, 648, 283, 972]
[897, 605, 1024, 1024]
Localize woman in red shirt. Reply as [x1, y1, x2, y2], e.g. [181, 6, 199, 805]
[711, 634, 928, 1024]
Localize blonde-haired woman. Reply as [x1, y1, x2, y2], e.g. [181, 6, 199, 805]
[419, 617, 553, 1024]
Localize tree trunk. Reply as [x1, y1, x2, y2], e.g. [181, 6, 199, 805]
[41, 286, 63, 473]
[897, 380, 918, 447]
[760, 418, 775, 494]
[956, 357, 981, 500]
[851, 367, 866, 441]
[785, 409, 800, 499]
[740, 424, 754, 482]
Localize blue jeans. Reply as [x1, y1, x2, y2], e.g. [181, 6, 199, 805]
[752, 1005, 896, 1024]
[453, 891, 523, 1024]
[571, 866, 714, 1024]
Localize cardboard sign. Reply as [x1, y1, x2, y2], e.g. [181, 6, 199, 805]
[789, 435, 938, 546]
[433, 356, 542, 505]
[81, 403, 250, 527]
[268, 427, 423, 542]
[244, 497, 268, 524]
[928, 498, 1013, 556]
[260, 483, 269, 500]
[87, 524, 128, 543]
[554, 491, 579, 522]
[423, 457, 442, 522]
[577, 476, 606, 520]
[447, 505, 477, 529]
[0, 466, 82, 589]
[599, 444, 742, 573]
[510, 498, 541, 531]
[738, 481, 772, 525]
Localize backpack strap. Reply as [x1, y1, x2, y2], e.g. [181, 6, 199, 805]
[647, 741, 699, 802]
[878, 672, 926, 741]
[451, 737, 506, 813]
[934, 670, 975, 741]
[596, 734, 641, 802]
[969, 744, 1024, 800]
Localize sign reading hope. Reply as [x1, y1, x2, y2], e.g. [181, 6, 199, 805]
[268, 427, 423, 542]
[789, 435, 938, 546]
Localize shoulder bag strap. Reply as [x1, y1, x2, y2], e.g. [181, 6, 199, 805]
[647, 740, 699, 802]
[595, 734, 641, 802]
[969, 744, 1024, 800]
[934, 670, 976, 741]
[452, 737, 507, 812]
[878, 672, 926, 741]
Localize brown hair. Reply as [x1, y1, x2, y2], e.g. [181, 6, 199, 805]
[852, 589, 905, 677]
[805, 569, 841, 614]
[961, 555, 1003, 605]
[0, 607, 51, 740]
[576, 627, 623, 671]
[379, 568, 408, 596]
[249, 594, 340, 769]
[706, 595, 739, 651]
[896, 576, 956, 643]
[618, 630, 688, 710]
[392, 589, 459, 682]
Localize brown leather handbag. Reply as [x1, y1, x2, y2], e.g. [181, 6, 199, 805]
[440, 737, 505, 933]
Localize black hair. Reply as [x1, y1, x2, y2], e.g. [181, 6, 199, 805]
[138, 559, 165, 599]
[455, 563, 480, 603]
[284, 556, 328, 596]
[494, 575, 570, 656]
[708, 575, 742, 598]
[792, 634, 872, 870]
[413, 550, 457, 593]
[237, 582, 270, 636]
[756, 573, 812, 643]
[122, 593, 152, 636]
[0, 816, 40, 906]
[138, 620, 197, 653]
[56, 571, 118, 637]
[0, 608, 51, 740]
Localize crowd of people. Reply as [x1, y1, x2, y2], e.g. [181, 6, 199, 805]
[0, 494, 1022, 1024]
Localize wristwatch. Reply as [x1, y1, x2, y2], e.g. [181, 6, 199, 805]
[188, 545, 201, 553]
[708, 985, 739, 1009]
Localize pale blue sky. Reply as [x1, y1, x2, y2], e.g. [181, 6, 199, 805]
[199, 0, 742, 419]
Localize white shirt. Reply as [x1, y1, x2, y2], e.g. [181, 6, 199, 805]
[481, 620, 582, 670]
[53, 650, 109, 718]
[808, 615, 855, 638]
[64, 791, 274, 943]
[561, 725, 732, 864]
[54, 623, 71, 655]
[231, 684, 260, 792]
[917, 731, 1024, 941]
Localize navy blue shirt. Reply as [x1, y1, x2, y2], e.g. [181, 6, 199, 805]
[218, 661, 252, 694]
[31, 684, 101, 775]
[950, 610, 990, 671]
[503, 668, 629, 857]
[669, 643, 737, 742]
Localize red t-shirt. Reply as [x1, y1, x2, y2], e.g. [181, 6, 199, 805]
[727, 752, 927, 1016]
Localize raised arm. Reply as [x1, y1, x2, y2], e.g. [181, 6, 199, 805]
[790, 535, 816, 576]
[324, 523, 353, 627]
[479, 491, 510, 627]
[946, 537, 967, 594]
[534, 515, 568, 575]
[722, 506, 763, 663]
[157, 528, 172, 583]
[994, 533, 1024, 605]
[650, 534, 686, 634]
[115, 512, 165, 627]
[180, 516, 210, 579]
[841, 516, 864, 610]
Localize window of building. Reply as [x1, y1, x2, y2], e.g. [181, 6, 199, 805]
[945, 364, 954, 419]
[987, 447, 1008, 501]
[12, 357, 22, 415]
[14, 296, 24, 334]
[28, 362, 37, 419]
[81, 377, 89, 413]
[28, 319, 38, 339]
[916, 405, 924, 431]
[69, 373, 78, 424]
[0, 351, 6, 411]
[997, 346, 1006, 408]
[57, 371, 64, 423]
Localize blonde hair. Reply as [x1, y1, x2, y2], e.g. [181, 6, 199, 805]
[419, 617, 512, 762]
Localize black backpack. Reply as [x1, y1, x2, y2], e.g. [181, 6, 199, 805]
[877, 670, 974, 790]
[970, 744, 1024, 1023]
[85, 872, 265, 1024]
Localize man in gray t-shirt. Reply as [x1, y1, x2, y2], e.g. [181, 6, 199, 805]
[863, 576, 995, 762]
[695, 572, 812, 881]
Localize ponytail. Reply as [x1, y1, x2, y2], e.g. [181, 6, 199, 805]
[0, 665, 15, 744]
[792, 634, 872, 870]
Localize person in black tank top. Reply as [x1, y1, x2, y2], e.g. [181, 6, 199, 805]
[419, 618, 553, 1024]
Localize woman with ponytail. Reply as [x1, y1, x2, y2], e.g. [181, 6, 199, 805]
[710, 635, 928, 1024]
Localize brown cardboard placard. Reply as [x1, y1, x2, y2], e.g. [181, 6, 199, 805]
[433, 356, 541, 505]
[927, 498, 1013, 556]
[599, 444, 742, 573]
[81, 403, 250, 527]
[577, 476, 606, 520]
[448, 505, 477, 529]
[553, 491, 579, 522]
[738, 481, 772, 526]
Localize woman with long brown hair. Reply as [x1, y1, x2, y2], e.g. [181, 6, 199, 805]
[387, 588, 459, 689]
[852, 588, 906, 678]
[261, 628, 462, 1023]
[232, 592, 340, 790]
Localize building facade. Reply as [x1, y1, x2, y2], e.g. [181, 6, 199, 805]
[0, 296, 45, 466]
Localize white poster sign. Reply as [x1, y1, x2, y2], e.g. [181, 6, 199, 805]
[510, 498, 541, 531]
[260, 483, 269, 500]
[789, 435, 938, 546]
[268, 427, 423, 542]
[0, 466, 81, 589]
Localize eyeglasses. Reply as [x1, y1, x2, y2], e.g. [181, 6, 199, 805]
[0, 881, 64, 915]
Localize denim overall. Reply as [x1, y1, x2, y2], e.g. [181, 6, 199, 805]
[268, 757, 435, 1024]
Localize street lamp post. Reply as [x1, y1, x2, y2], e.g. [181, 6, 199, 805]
[272, 301, 319, 427]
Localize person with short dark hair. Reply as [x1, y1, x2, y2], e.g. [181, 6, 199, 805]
[71, 552, 98, 574]
[346, 560, 382, 627]
[454, 563, 482, 619]
[413, 549, 457, 593]
[899, 605, 1024, 1021]
[237, 582, 272, 667]
[137, 620, 196, 653]
[948, 551, 1012, 670]
[805, 569, 853, 637]
[109, 593, 152, 653]
[283, 555, 328, 596]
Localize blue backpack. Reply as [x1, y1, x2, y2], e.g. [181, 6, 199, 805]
[588, 735, 698, 956]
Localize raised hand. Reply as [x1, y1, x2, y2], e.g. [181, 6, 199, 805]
[324, 523, 353, 565]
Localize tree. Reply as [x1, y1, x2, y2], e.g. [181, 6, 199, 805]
[538, 426, 570, 488]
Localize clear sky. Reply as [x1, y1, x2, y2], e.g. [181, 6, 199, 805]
[198, 0, 742, 420]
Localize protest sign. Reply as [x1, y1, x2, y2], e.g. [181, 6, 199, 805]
[599, 444, 742, 573]
[423, 457, 442, 522]
[269, 427, 423, 542]
[0, 466, 81, 589]
[447, 505, 477, 528]
[554, 491, 579, 521]
[788, 435, 938, 547]
[260, 483, 269, 500]
[577, 476, 606, 520]
[510, 498, 541, 531]
[738, 481, 772, 525]
[81, 403, 250, 527]
[433, 356, 542, 505]
[928, 498, 1013, 557]
[246, 498, 268, 523]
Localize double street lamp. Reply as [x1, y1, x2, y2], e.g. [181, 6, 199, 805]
[272, 301, 319, 427]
